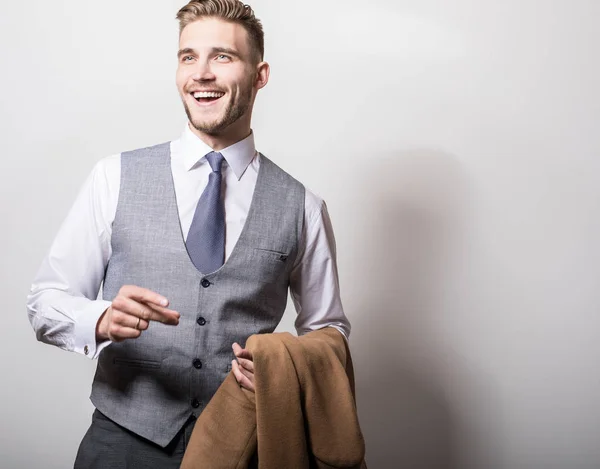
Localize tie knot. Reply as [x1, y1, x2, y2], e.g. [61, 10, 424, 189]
[205, 151, 224, 173]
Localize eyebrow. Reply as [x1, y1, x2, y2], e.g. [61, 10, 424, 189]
[211, 47, 241, 58]
[177, 47, 242, 59]
[177, 48, 195, 59]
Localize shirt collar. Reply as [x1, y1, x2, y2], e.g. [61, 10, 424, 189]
[179, 124, 256, 180]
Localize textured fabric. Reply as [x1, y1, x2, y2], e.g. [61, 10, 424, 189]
[180, 328, 367, 469]
[91, 142, 305, 447]
[73, 410, 196, 469]
[186, 151, 225, 274]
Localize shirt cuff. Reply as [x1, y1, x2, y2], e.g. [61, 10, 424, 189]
[325, 325, 349, 342]
[73, 300, 112, 359]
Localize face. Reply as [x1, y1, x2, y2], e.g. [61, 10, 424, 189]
[176, 18, 268, 138]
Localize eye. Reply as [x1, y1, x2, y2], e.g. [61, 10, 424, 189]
[215, 54, 231, 62]
[182, 55, 194, 63]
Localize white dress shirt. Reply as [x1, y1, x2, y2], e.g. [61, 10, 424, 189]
[27, 126, 350, 359]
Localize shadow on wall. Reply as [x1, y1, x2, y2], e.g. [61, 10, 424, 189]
[348, 149, 472, 469]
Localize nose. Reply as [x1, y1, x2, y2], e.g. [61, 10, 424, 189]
[190, 60, 216, 82]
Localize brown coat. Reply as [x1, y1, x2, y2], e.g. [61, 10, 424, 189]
[180, 327, 367, 469]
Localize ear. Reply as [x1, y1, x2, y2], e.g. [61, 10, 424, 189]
[254, 61, 270, 90]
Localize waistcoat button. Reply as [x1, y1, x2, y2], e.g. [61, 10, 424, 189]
[196, 317, 206, 326]
[193, 359, 203, 369]
[201, 279, 211, 288]
[191, 399, 200, 409]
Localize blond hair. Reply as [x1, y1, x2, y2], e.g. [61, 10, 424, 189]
[176, 0, 264, 63]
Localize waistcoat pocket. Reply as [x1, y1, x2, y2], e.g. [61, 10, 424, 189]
[113, 357, 161, 370]
[246, 247, 290, 283]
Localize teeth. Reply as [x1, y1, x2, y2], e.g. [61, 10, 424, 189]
[193, 91, 225, 98]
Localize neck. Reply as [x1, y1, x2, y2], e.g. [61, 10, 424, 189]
[188, 121, 252, 151]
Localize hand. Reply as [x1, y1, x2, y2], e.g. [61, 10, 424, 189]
[96, 285, 180, 343]
[232, 342, 255, 393]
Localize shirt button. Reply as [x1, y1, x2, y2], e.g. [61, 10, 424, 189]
[196, 317, 206, 326]
[201, 279, 211, 288]
[193, 359, 203, 369]
[84, 345, 89, 356]
[191, 399, 200, 409]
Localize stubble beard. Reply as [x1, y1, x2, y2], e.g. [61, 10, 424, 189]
[184, 80, 254, 136]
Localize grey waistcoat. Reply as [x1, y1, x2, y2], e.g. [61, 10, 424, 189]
[90, 142, 305, 447]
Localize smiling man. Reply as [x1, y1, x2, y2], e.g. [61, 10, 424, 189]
[176, 15, 262, 147]
[26, 1, 350, 468]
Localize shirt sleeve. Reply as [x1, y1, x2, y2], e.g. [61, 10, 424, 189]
[289, 192, 351, 339]
[26, 155, 120, 359]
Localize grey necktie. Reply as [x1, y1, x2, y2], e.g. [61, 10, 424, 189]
[187, 151, 225, 273]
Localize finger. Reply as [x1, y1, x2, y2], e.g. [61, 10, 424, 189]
[136, 318, 149, 331]
[232, 360, 255, 392]
[107, 323, 142, 343]
[237, 362, 254, 383]
[110, 308, 149, 331]
[111, 296, 155, 322]
[232, 343, 253, 360]
[236, 357, 254, 373]
[112, 296, 179, 325]
[119, 285, 176, 312]
[128, 315, 149, 331]
[139, 301, 180, 324]
[234, 358, 254, 383]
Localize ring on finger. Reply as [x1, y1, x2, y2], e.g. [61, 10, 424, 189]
[136, 317, 141, 330]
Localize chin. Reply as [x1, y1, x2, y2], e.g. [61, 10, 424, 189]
[191, 118, 227, 135]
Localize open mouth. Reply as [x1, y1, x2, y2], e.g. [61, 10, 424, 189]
[191, 91, 225, 104]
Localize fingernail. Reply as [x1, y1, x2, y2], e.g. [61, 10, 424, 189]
[160, 298, 168, 306]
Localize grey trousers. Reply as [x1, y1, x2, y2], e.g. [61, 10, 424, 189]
[73, 409, 196, 469]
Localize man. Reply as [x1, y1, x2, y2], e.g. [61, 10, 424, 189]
[27, 0, 350, 467]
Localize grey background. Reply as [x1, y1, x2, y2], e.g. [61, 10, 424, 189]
[1, 0, 599, 468]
